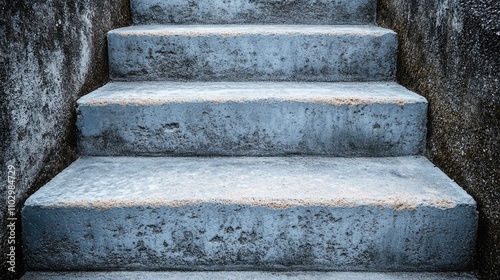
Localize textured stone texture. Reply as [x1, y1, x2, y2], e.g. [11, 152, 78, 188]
[23, 156, 477, 271]
[130, 0, 376, 25]
[377, 1, 499, 279]
[77, 82, 427, 156]
[0, 1, 131, 279]
[108, 25, 397, 82]
[21, 271, 479, 280]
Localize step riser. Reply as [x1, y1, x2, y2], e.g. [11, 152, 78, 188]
[131, 0, 376, 25]
[77, 101, 426, 156]
[23, 204, 476, 271]
[108, 29, 397, 82]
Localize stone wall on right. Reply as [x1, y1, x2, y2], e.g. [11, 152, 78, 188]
[377, 0, 499, 278]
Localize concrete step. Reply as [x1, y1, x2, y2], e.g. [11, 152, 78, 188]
[77, 81, 427, 157]
[21, 271, 479, 280]
[108, 25, 396, 82]
[22, 156, 477, 271]
[130, 0, 376, 25]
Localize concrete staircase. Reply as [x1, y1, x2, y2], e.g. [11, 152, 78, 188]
[22, 0, 478, 279]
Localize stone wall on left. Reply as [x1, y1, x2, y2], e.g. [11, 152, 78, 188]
[0, 1, 131, 278]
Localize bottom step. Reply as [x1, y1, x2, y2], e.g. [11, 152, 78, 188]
[22, 156, 477, 271]
[22, 271, 478, 280]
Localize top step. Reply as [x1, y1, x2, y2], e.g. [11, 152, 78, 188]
[131, 0, 376, 25]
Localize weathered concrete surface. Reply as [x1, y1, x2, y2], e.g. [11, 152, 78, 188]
[77, 82, 427, 156]
[22, 156, 477, 271]
[21, 271, 479, 280]
[108, 25, 396, 82]
[377, 1, 499, 279]
[131, 0, 376, 25]
[0, 1, 131, 279]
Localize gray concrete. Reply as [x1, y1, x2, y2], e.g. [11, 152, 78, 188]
[77, 81, 426, 156]
[108, 25, 396, 82]
[21, 271, 478, 280]
[22, 156, 477, 271]
[131, 0, 376, 25]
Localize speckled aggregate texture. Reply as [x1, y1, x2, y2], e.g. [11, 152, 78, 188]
[0, 1, 131, 279]
[77, 82, 427, 156]
[10, 0, 490, 277]
[131, 0, 376, 25]
[22, 156, 477, 271]
[20, 271, 479, 280]
[108, 25, 397, 82]
[378, 0, 499, 278]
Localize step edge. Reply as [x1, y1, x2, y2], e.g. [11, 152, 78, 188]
[107, 24, 396, 37]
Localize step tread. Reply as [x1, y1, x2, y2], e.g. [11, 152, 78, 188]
[109, 24, 395, 37]
[21, 271, 478, 280]
[25, 156, 473, 209]
[23, 157, 477, 270]
[77, 82, 427, 106]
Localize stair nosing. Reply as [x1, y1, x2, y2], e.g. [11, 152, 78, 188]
[77, 81, 427, 107]
[108, 24, 396, 37]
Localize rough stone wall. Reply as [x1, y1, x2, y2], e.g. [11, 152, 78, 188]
[377, 1, 499, 279]
[0, 1, 131, 279]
